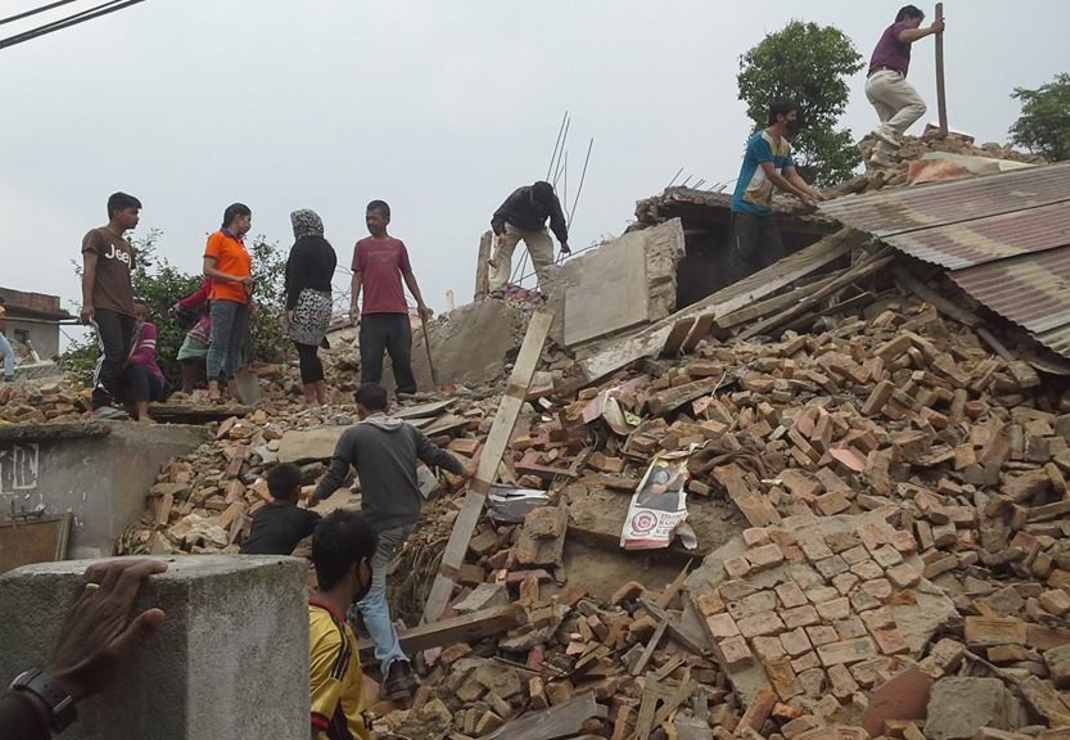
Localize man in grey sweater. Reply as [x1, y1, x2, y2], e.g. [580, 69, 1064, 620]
[309, 383, 475, 701]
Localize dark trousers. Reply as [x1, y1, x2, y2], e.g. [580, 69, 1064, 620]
[359, 313, 416, 395]
[294, 342, 324, 385]
[125, 365, 166, 403]
[91, 308, 136, 410]
[729, 212, 784, 283]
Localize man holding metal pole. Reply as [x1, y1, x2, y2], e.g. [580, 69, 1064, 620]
[864, 4, 946, 167]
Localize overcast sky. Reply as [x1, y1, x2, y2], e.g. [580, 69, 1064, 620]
[0, 0, 1063, 348]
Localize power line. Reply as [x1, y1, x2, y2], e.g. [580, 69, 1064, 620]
[0, 0, 146, 52]
[0, 0, 82, 27]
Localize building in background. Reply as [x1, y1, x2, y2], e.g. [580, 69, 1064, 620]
[0, 287, 74, 360]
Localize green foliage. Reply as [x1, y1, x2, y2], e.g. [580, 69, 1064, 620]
[737, 20, 865, 186]
[1010, 73, 1070, 162]
[60, 230, 290, 388]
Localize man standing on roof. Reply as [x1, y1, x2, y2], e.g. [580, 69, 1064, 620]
[80, 192, 142, 419]
[865, 5, 946, 167]
[489, 181, 570, 297]
[350, 200, 430, 398]
[729, 100, 823, 283]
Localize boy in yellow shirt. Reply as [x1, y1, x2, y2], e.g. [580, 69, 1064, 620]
[309, 510, 378, 740]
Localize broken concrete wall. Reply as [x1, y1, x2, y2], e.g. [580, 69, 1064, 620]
[0, 422, 209, 558]
[403, 299, 532, 391]
[547, 218, 685, 349]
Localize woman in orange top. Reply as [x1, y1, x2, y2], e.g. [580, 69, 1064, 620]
[203, 203, 254, 401]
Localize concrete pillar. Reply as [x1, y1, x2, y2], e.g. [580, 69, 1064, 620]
[0, 555, 309, 740]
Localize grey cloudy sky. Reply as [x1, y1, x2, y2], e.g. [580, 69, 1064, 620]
[0, 0, 1063, 346]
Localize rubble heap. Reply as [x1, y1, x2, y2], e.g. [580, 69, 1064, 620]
[106, 268, 1070, 739]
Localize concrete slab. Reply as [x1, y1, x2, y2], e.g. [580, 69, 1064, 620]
[564, 231, 650, 345]
[277, 426, 348, 463]
[0, 423, 209, 558]
[404, 299, 531, 391]
[0, 555, 308, 740]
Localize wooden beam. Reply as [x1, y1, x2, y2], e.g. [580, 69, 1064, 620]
[422, 310, 555, 624]
[935, 2, 948, 134]
[680, 314, 715, 353]
[577, 227, 861, 382]
[475, 230, 493, 301]
[358, 604, 524, 664]
[716, 272, 841, 330]
[631, 615, 669, 676]
[484, 691, 605, 740]
[736, 250, 894, 341]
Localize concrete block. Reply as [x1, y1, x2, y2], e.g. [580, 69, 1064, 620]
[0, 555, 308, 740]
[924, 677, 1025, 740]
[0, 423, 209, 558]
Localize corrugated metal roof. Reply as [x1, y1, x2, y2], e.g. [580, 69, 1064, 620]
[819, 162, 1070, 359]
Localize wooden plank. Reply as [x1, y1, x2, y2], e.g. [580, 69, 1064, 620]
[422, 310, 555, 624]
[419, 414, 470, 437]
[394, 398, 457, 420]
[892, 265, 979, 327]
[680, 314, 715, 353]
[358, 604, 523, 664]
[0, 514, 71, 576]
[475, 230, 493, 301]
[737, 250, 894, 340]
[935, 2, 948, 134]
[660, 318, 696, 357]
[484, 691, 605, 740]
[631, 615, 669, 676]
[577, 227, 862, 382]
[654, 560, 693, 609]
[716, 272, 841, 330]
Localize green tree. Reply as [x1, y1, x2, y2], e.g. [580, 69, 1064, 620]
[61, 230, 289, 389]
[737, 20, 864, 186]
[1010, 73, 1070, 162]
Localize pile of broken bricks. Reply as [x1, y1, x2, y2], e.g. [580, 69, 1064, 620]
[0, 381, 89, 424]
[102, 273, 1070, 739]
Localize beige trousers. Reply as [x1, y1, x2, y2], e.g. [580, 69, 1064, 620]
[488, 222, 555, 291]
[865, 69, 927, 155]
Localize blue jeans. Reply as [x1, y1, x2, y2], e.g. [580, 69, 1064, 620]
[206, 300, 249, 381]
[350, 523, 415, 670]
[0, 332, 12, 377]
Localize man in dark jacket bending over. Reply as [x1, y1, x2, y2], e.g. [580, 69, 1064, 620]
[309, 383, 475, 701]
[489, 180, 571, 296]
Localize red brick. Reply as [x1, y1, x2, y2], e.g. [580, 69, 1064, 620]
[753, 635, 787, 663]
[816, 597, 851, 622]
[738, 612, 787, 638]
[776, 581, 809, 609]
[781, 627, 813, 657]
[827, 663, 859, 700]
[706, 613, 740, 640]
[860, 666, 933, 738]
[738, 687, 778, 733]
[806, 625, 840, 646]
[817, 637, 879, 667]
[782, 605, 821, 629]
[964, 616, 1027, 647]
[871, 627, 910, 656]
[746, 543, 786, 571]
[718, 635, 754, 669]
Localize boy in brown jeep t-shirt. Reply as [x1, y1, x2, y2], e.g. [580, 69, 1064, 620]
[80, 192, 141, 417]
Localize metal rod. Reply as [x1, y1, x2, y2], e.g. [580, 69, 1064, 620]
[935, 2, 948, 134]
[552, 117, 571, 187]
[666, 167, 684, 188]
[546, 111, 568, 181]
[567, 137, 594, 231]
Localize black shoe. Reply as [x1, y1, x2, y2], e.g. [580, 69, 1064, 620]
[381, 660, 417, 702]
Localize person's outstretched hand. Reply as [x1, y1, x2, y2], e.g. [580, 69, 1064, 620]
[45, 559, 168, 702]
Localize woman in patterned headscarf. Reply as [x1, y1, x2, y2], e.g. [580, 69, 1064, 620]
[285, 208, 337, 405]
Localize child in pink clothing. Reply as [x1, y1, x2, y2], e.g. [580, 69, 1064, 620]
[125, 301, 168, 421]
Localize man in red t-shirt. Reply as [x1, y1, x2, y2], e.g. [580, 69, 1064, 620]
[350, 201, 431, 396]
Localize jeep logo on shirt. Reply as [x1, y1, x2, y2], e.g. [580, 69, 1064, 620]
[104, 243, 132, 267]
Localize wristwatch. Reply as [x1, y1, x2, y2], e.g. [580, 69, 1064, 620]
[9, 669, 77, 731]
